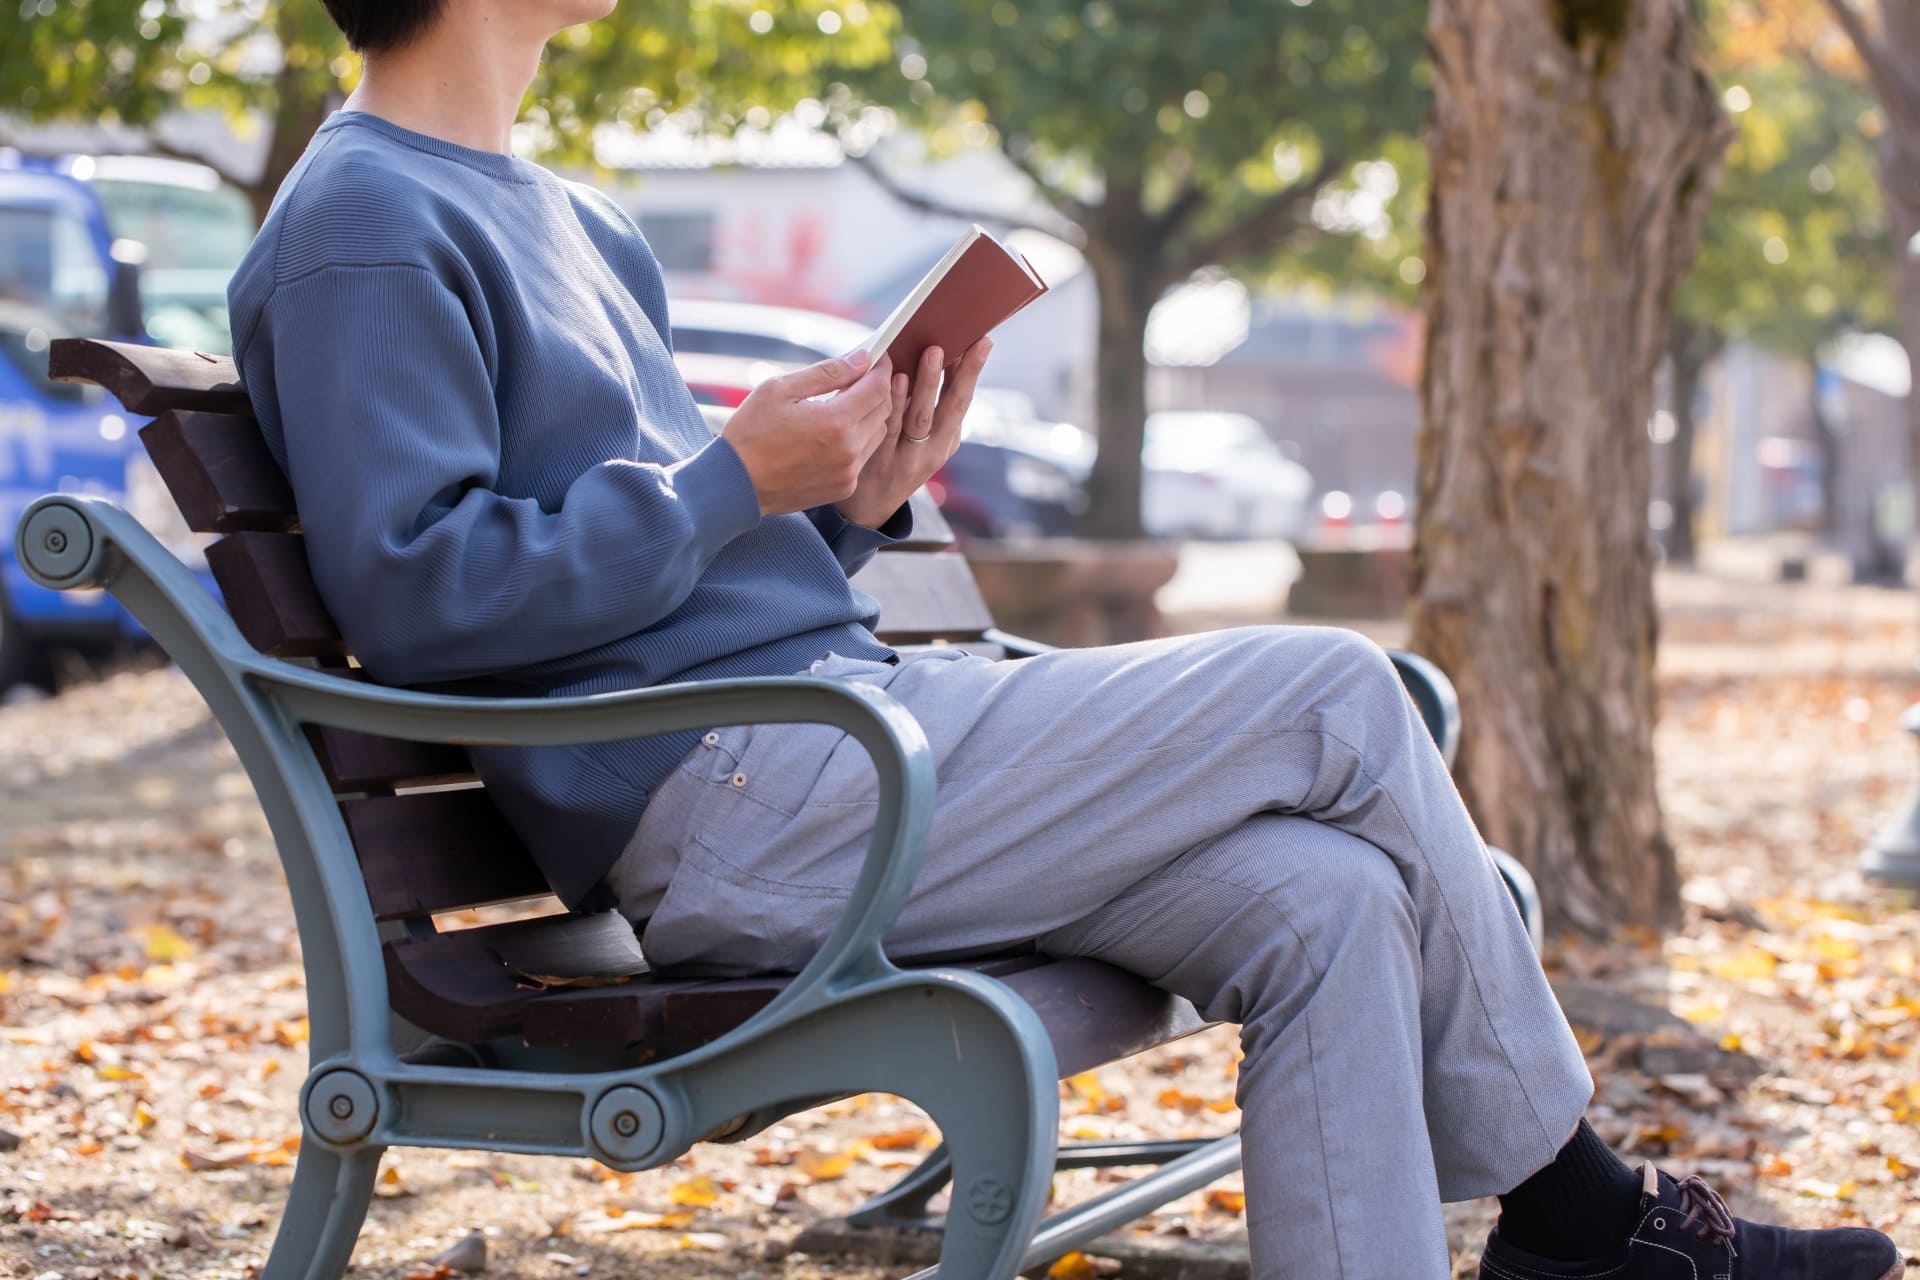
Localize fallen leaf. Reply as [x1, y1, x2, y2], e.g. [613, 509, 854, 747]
[1047, 1252, 1098, 1280]
[429, 1227, 487, 1274]
[1204, 1188, 1247, 1215]
[668, 1175, 718, 1207]
[1796, 1179, 1858, 1201]
[166, 1222, 213, 1250]
[869, 1127, 932, 1151]
[181, 1145, 251, 1172]
[135, 924, 196, 962]
[797, 1148, 854, 1181]
[1709, 948, 1778, 981]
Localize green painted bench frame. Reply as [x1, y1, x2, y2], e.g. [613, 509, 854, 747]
[18, 337, 1538, 1280]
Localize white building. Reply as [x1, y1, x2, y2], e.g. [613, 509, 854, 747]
[592, 120, 1100, 427]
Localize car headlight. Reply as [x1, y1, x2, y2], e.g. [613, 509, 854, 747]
[124, 452, 212, 571]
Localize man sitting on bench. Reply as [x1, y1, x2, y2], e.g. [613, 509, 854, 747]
[220, 1, 1901, 1277]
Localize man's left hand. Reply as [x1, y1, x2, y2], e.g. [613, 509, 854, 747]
[835, 337, 992, 529]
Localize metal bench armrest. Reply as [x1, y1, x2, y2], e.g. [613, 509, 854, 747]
[17, 494, 937, 1045]
[1387, 648, 1460, 768]
[982, 628, 1057, 659]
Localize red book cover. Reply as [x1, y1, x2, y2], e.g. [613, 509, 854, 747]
[864, 227, 1050, 372]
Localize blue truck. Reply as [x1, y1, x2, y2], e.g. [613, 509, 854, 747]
[0, 149, 254, 689]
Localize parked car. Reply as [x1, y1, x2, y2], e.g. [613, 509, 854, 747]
[670, 299, 871, 366]
[1141, 411, 1313, 541]
[0, 150, 244, 689]
[671, 351, 784, 409]
[930, 439, 1085, 540]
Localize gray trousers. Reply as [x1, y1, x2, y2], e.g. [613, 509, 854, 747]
[607, 625, 1593, 1279]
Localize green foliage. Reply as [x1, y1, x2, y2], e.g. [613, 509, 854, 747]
[1257, 132, 1432, 306]
[0, 1, 344, 174]
[825, 0, 1430, 284]
[0, 1, 885, 194]
[1682, 41, 1893, 356]
[820, 0, 1434, 538]
[524, 3, 894, 169]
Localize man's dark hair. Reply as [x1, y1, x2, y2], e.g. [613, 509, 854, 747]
[319, 0, 448, 52]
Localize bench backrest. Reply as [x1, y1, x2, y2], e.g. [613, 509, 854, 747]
[49, 337, 992, 928]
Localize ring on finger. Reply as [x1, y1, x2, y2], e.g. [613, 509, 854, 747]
[903, 430, 933, 443]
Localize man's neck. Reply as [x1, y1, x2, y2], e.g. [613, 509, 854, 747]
[343, 12, 548, 156]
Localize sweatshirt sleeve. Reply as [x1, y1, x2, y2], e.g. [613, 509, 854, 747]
[804, 502, 916, 577]
[247, 263, 763, 685]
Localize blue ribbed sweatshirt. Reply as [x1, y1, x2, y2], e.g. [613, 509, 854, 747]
[226, 111, 903, 908]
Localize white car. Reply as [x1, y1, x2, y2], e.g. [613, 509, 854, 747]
[1141, 411, 1314, 541]
[669, 299, 872, 365]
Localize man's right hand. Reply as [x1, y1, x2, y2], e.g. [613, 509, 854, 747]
[722, 350, 896, 516]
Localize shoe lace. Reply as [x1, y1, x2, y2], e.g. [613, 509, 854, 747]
[1675, 1175, 1736, 1245]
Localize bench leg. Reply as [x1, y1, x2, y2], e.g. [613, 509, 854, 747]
[259, 1143, 383, 1280]
[849, 1137, 1219, 1230]
[667, 976, 1056, 1280]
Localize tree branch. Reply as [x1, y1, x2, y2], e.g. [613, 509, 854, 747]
[1152, 177, 1210, 240]
[137, 132, 258, 194]
[998, 138, 1095, 228]
[1164, 147, 1354, 280]
[0, 118, 256, 194]
[846, 150, 1077, 240]
[1822, 0, 1920, 133]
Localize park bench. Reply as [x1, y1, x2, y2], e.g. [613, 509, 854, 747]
[18, 337, 1541, 1280]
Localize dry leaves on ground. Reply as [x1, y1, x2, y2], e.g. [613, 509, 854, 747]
[3, 569, 1920, 1278]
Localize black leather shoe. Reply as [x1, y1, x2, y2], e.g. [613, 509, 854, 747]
[1478, 1164, 1903, 1280]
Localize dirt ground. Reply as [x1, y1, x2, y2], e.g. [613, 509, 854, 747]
[5, 563, 1920, 1279]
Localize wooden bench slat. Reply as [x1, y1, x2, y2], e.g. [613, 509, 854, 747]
[519, 953, 1046, 1049]
[882, 490, 956, 553]
[307, 725, 476, 794]
[383, 911, 646, 1043]
[204, 531, 345, 658]
[343, 789, 550, 921]
[49, 337, 250, 416]
[510, 943, 1208, 1073]
[857, 552, 995, 643]
[140, 410, 295, 534]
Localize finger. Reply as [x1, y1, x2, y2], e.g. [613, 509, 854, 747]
[796, 357, 892, 430]
[931, 338, 990, 439]
[855, 393, 893, 463]
[773, 348, 872, 400]
[906, 346, 943, 439]
[885, 372, 909, 442]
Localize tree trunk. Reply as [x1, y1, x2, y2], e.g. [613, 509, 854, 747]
[1808, 354, 1844, 542]
[1663, 320, 1717, 566]
[1894, 189, 1920, 556]
[239, 6, 337, 223]
[1865, 0, 1920, 567]
[1413, 0, 1729, 933]
[1080, 187, 1158, 541]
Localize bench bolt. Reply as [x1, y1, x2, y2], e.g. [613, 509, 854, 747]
[17, 503, 95, 585]
[305, 1069, 378, 1145]
[588, 1086, 667, 1165]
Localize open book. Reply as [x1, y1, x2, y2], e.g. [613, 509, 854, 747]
[862, 225, 1050, 373]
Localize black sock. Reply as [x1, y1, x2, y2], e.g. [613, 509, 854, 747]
[1494, 1120, 1643, 1261]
